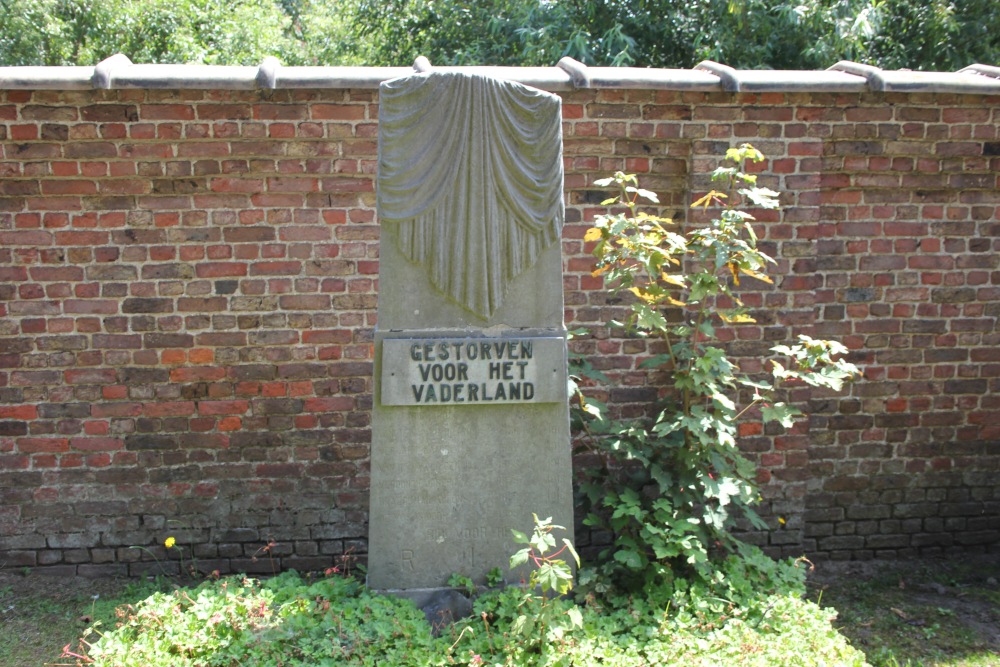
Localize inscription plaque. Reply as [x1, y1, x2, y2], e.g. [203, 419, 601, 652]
[380, 336, 566, 406]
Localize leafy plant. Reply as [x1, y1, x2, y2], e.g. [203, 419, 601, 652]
[506, 514, 583, 656]
[448, 572, 477, 597]
[576, 143, 858, 593]
[485, 566, 505, 588]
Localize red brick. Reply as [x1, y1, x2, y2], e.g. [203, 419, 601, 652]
[18, 438, 69, 453]
[196, 262, 247, 278]
[143, 401, 196, 417]
[69, 437, 123, 452]
[198, 400, 250, 416]
[170, 367, 226, 382]
[304, 397, 354, 412]
[312, 104, 366, 121]
[0, 406, 37, 420]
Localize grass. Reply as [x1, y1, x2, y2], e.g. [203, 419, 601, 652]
[0, 555, 997, 667]
[0, 573, 168, 667]
[807, 556, 1000, 667]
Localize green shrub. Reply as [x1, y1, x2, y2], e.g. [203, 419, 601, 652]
[574, 144, 857, 594]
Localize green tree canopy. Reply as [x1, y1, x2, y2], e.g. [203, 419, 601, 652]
[1, 0, 997, 71]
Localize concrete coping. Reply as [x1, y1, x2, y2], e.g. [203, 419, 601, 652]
[1, 54, 998, 94]
[828, 60, 1000, 93]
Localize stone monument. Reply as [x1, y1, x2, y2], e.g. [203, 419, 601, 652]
[368, 71, 573, 591]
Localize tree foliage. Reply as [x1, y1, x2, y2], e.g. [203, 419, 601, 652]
[1, 0, 996, 69]
[0, 0, 296, 66]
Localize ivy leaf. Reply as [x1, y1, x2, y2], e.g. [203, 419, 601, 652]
[635, 304, 667, 331]
[737, 377, 772, 391]
[562, 538, 581, 567]
[509, 548, 530, 569]
[690, 190, 727, 209]
[661, 272, 686, 288]
[625, 186, 660, 203]
[761, 402, 800, 427]
[593, 177, 614, 187]
[710, 166, 738, 181]
[719, 311, 756, 324]
[739, 267, 773, 284]
[639, 354, 673, 369]
[613, 549, 643, 569]
[739, 187, 780, 209]
[584, 227, 603, 242]
[711, 392, 735, 412]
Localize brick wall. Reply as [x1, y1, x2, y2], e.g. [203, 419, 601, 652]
[1, 84, 998, 575]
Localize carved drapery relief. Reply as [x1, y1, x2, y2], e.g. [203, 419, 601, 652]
[377, 72, 564, 319]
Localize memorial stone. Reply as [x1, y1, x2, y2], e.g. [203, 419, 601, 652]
[368, 71, 574, 590]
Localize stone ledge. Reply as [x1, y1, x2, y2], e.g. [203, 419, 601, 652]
[1, 54, 998, 94]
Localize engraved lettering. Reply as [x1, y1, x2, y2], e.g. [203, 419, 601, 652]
[381, 337, 563, 406]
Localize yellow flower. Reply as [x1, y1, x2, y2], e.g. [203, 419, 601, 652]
[164, 536, 176, 549]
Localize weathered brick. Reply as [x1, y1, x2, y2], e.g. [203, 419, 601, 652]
[1, 85, 997, 573]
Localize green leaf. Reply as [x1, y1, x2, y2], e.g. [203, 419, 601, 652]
[509, 548, 530, 569]
[625, 185, 660, 203]
[613, 548, 643, 570]
[562, 538, 581, 567]
[761, 402, 800, 428]
[634, 303, 668, 332]
[638, 354, 673, 369]
[739, 187, 780, 209]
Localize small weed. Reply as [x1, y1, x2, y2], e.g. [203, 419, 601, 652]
[447, 572, 476, 597]
[485, 567, 504, 588]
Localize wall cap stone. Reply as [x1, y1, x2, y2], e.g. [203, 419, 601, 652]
[1, 53, 998, 94]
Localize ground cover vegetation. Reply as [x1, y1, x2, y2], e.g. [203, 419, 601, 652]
[6, 557, 997, 667]
[1, 0, 997, 69]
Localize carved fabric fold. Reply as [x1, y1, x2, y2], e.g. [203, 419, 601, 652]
[378, 71, 564, 319]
